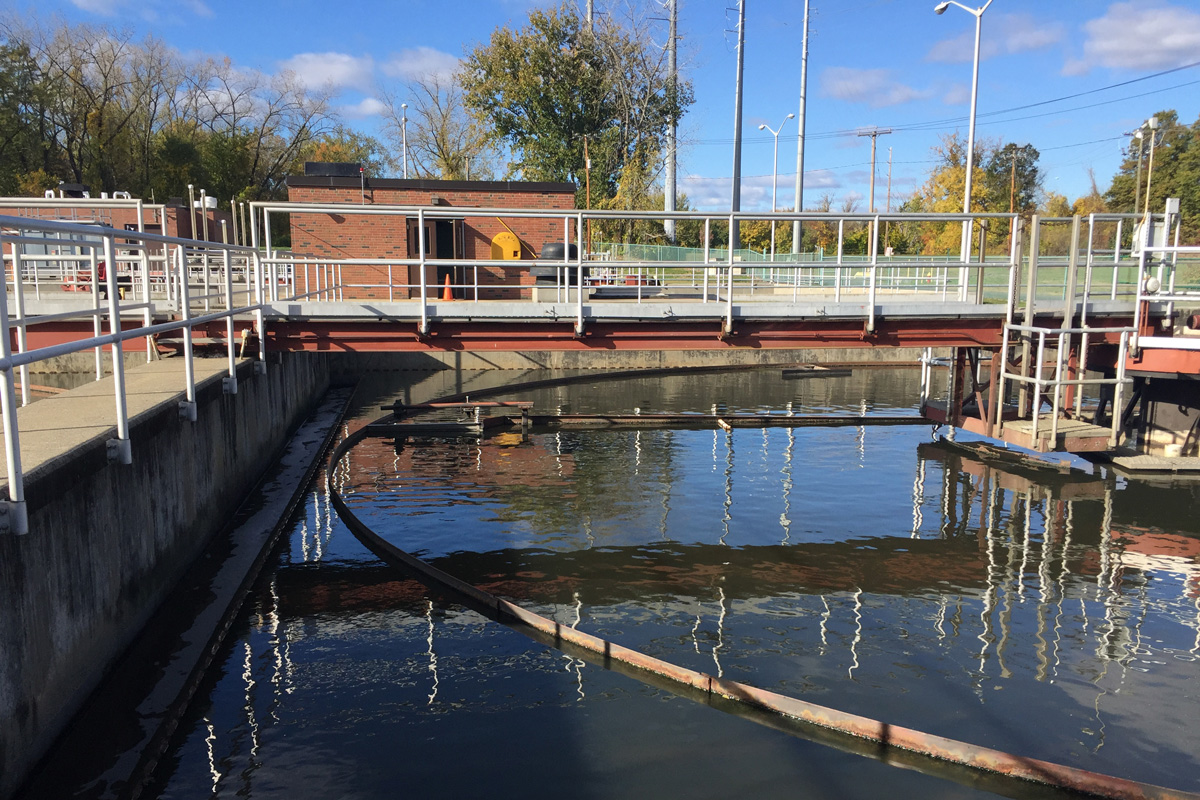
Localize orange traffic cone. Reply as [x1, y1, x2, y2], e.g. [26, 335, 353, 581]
[442, 274, 453, 301]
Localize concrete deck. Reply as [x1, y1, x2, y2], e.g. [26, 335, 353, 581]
[0, 357, 237, 487]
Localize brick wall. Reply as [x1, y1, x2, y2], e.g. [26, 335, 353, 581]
[285, 180, 577, 300]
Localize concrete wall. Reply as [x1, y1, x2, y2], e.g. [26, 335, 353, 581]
[0, 353, 330, 799]
[333, 346, 935, 374]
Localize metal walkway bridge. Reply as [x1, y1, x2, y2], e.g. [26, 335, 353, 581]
[1, 202, 1197, 532]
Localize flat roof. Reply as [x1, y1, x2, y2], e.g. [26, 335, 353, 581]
[286, 176, 577, 193]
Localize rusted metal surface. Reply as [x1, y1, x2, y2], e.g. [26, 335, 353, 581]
[326, 417, 1200, 800]
[1127, 346, 1200, 376]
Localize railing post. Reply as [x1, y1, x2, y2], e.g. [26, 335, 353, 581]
[1111, 219, 1123, 300]
[1050, 331, 1066, 446]
[140, 238, 153, 361]
[575, 213, 585, 336]
[178, 246, 198, 421]
[1111, 330, 1128, 447]
[222, 247, 237, 395]
[835, 220, 844, 302]
[90, 247, 103, 380]
[102, 233, 132, 465]
[10, 244, 29, 407]
[418, 208, 429, 335]
[702, 218, 711, 304]
[1019, 215, 1041, 418]
[725, 214, 735, 335]
[253, 250, 266, 371]
[1031, 330, 1046, 445]
[1063, 215, 1081, 324]
[0, 234, 28, 534]
[867, 215, 879, 334]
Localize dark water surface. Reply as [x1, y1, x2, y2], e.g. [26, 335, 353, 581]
[152, 367, 1200, 799]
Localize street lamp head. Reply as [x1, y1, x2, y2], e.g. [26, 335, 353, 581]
[787, 113, 795, 119]
[1148, 116, 1159, 130]
[758, 124, 767, 130]
[934, 2, 950, 14]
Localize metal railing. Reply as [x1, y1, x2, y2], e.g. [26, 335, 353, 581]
[0, 214, 273, 535]
[253, 202, 1064, 336]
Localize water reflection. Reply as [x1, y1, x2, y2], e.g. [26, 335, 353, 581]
[156, 369, 1200, 800]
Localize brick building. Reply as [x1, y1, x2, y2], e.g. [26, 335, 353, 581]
[284, 176, 577, 300]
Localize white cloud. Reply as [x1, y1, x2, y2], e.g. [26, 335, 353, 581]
[70, 0, 210, 17]
[382, 47, 462, 82]
[1063, 2, 1200, 75]
[820, 68, 928, 108]
[341, 97, 388, 118]
[681, 175, 735, 211]
[69, 0, 122, 13]
[927, 13, 1064, 63]
[278, 52, 375, 91]
[942, 83, 970, 105]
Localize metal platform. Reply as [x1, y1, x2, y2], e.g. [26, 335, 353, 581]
[999, 416, 1114, 453]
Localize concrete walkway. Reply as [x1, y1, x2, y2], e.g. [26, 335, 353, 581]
[1, 357, 237, 486]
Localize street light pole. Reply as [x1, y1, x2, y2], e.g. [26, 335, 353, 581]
[1130, 129, 1145, 213]
[935, 0, 993, 275]
[401, 103, 409, 179]
[759, 113, 794, 260]
[1143, 116, 1160, 218]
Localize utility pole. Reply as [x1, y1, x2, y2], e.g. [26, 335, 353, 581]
[664, 0, 678, 243]
[586, 0, 594, 29]
[791, 0, 810, 255]
[730, 0, 746, 251]
[857, 128, 891, 255]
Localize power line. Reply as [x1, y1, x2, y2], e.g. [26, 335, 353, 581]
[684, 136, 1128, 181]
[688, 63, 1200, 147]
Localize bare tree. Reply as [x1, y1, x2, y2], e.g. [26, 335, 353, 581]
[380, 72, 495, 180]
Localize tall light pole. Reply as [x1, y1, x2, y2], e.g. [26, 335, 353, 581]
[664, 0, 678, 243]
[1142, 116, 1160, 217]
[401, 103, 409, 179]
[759, 113, 794, 260]
[935, 0, 993, 269]
[1127, 129, 1145, 213]
[730, 0, 746, 251]
[791, 0, 811, 255]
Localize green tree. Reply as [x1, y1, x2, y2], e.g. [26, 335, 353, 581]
[912, 133, 1041, 254]
[460, 1, 692, 204]
[0, 43, 58, 194]
[1105, 110, 1199, 241]
[303, 124, 390, 177]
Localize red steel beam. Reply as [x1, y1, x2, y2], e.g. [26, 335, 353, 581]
[266, 317, 1134, 352]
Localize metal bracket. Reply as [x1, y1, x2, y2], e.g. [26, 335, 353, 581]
[0, 501, 29, 535]
[253, 361, 267, 375]
[223, 376, 238, 395]
[178, 400, 197, 422]
[106, 438, 132, 465]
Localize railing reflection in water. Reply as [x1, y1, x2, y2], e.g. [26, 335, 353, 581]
[182, 421, 1200, 796]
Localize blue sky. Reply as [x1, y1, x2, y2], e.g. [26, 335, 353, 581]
[15, 0, 1200, 211]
